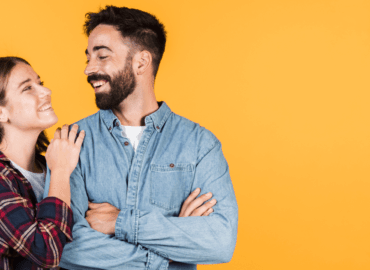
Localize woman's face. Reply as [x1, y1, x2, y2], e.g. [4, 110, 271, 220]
[2, 63, 58, 132]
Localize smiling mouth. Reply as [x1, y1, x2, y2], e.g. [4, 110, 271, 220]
[91, 80, 108, 90]
[38, 103, 53, 112]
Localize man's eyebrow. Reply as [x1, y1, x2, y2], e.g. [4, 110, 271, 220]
[85, 46, 113, 55]
[18, 75, 41, 88]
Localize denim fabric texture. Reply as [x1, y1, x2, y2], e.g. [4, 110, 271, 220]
[44, 102, 238, 270]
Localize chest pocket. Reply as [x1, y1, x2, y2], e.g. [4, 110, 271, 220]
[150, 163, 194, 210]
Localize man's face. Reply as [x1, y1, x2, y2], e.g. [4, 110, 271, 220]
[85, 24, 136, 110]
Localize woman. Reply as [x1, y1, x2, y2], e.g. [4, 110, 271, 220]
[0, 56, 84, 270]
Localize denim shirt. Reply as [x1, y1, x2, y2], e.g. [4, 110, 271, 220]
[44, 102, 238, 270]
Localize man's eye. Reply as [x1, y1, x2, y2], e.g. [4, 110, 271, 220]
[99, 56, 108, 60]
[39, 81, 44, 86]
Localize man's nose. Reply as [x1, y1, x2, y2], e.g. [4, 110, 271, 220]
[84, 59, 99, 76]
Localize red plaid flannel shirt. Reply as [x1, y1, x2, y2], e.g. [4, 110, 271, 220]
[0, 152, 73, 270]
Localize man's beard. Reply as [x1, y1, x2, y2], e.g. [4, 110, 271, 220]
[88, 56, 136, 110]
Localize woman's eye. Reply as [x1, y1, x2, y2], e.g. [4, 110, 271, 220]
[23, 86, 32, 92]
[39, 81, 44, 86]
[86, 60, 90, 64]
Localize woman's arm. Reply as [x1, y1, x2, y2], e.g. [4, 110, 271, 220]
[0, 124, 84, 268]
[46, 124, 85, 206]
[0, 179, 73, 268]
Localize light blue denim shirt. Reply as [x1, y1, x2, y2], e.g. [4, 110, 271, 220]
[44, 102, 238, 270]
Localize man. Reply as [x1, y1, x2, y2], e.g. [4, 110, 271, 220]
[44, 5, 238, 270]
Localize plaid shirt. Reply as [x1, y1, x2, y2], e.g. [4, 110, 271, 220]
[0, 152, 73, 270]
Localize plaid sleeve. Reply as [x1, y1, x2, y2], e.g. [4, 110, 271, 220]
[0, 181, 73, 268]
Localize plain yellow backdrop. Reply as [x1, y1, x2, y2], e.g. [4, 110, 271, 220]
[1, 0, 370, 269]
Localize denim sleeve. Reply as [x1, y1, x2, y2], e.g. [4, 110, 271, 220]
[115, 139, 238, 264]
[43, 165, 168, 270]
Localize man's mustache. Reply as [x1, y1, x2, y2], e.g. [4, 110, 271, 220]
[87, 74, 111, 84]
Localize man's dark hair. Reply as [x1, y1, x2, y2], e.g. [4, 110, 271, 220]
[84, 5, 167, 77]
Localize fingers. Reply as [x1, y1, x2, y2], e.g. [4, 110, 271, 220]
[88, 202, 118, 211]
[184, 188, 201, 204]
[61, 124, 69, 139]
[186, 192, 212, 215]
[181, 191, 213, 217]
[179, 188, 201, 216]
[75, 130, 85, 149]
[201, 208, 214, 216]
[190, 199, 217, 216]
[53, 127, 61, 140]
[68, 124, 79, 142]
[88, 202, 105, 210]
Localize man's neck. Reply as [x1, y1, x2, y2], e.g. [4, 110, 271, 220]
[112, 85, 159, 126]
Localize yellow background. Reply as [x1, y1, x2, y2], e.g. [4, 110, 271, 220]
[1, 0, 370, 269]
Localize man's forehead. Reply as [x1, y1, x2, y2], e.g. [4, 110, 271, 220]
[86, 24, 139, 54]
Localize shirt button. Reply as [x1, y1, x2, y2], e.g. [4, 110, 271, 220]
[124, 141, 129, 146]
[156, 126, 160, 130]
[115, 122, 120, 127]
[169, 163, 175, 168]
[108, 127, 112, 131]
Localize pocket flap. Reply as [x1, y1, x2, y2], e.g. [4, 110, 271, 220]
[150, 163, 194, 172]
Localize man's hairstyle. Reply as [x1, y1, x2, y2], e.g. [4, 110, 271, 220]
[84, 5, 167, 77]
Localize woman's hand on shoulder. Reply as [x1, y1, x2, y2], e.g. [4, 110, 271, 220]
[45, 124, 85, 176]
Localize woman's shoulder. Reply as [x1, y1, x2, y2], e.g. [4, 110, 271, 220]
[0, 152, 23, 192]
[0, 152, 12, 177]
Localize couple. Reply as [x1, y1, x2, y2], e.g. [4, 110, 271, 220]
[0, 5, 238, 270]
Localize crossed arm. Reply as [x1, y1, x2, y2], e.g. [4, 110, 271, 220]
[86, 187, 217, 235]
[45, 138, 238, 269]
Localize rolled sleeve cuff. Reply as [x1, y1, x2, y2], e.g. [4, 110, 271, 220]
[37, 197, 73, 241]
[115, 208, 139, 244]
[147, 251, 169, 270]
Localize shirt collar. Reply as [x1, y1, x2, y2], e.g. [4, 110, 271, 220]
[0, 151, 10, 162]
[100, 101, 172, 133]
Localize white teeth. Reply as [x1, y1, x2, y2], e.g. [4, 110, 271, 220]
[92, 80, 107, 88]
[39, 104, 52, 112]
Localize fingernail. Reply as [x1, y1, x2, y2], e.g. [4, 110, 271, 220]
[206, 192, 212, 197]
[210, 199, 217, 204]
[195, 188, 200, 192]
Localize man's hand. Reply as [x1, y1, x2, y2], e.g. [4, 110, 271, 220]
[86, 202, 120, 234]
[86, 188, 215, 235]
[179, 188, 217, 217]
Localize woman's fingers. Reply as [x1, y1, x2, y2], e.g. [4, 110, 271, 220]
[61, 124, 69, 139]
[46, 123, 85, 175]
[75, 130, 85, 149]
[53, 127, 61, 140]
[68, 124, 79, 142]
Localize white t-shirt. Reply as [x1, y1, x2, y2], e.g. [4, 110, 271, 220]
[121, 126, 146, 152]
[10, 160, 45, 203]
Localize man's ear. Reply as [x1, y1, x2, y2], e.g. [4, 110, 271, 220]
[134, 50, 152, 76]
[0, 107, 9, 123]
